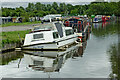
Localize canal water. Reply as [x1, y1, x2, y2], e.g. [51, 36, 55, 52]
[0, 20, 119, 78]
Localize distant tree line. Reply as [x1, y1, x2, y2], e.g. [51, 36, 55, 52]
[1, 2, 120, 18]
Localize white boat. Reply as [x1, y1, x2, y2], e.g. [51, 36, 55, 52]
[23, 21, 78, 50]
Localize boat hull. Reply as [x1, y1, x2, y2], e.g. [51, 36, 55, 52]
[23, 37, 77, 50]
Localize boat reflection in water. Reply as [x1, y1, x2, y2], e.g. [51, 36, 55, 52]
[23, 41, 87, 72]
[93, 22, 109, 29]
[93, 21, 116, 29]
[73, 42, 87, 58]
[23, 26, 91, 73]
[93, 22, 102, 29]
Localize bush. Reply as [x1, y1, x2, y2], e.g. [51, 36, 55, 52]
[23, 15, 30, 22]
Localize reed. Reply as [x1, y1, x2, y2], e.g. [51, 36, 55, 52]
[1, 30, 30, 47]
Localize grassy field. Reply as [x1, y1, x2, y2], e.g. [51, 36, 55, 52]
[1, 30, 30, 47]
[1, 21, 41, 27]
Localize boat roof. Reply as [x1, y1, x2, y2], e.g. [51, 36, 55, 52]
[30, 22, 72, 38]
[33, 23, 55, 31]
[65, 17, 86, 22]
[33, 21, 71, 31]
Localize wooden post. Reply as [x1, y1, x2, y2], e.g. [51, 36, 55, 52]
[18, 33, 23, 47]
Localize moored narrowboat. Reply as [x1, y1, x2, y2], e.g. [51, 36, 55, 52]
[63, 17, 91, 42]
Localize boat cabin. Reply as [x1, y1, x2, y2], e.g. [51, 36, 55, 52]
[23, 22, 77, 49]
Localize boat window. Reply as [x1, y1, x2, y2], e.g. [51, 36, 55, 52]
[53, 32, 59, 39]
[33, 34, 43, 39]
[71, 29, 74, 34]
[55, 23, 63, 38]
[33, 60, 43, 66]
[33, 23, 54, 31]
[56, 16, 61, 17]
[33, 27, 40, 30]
[65, 29, 74, 36]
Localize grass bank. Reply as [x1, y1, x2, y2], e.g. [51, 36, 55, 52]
[1, 30, 30, 47]
[1, 21, 41, 27]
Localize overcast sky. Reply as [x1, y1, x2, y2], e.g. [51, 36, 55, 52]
[1, 0, 96, 2]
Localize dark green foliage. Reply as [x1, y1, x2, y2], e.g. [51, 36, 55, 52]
[86, 2, 120, 16]
[50, 8, 57, 14]
[1, 2, 120, 18]
[22, 13, 30, 22]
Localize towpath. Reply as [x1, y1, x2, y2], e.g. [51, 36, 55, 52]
[0, 23, 40, 32]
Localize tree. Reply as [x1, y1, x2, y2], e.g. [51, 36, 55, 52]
[50, 8, 57, 14]
[35, 2, 42, 11]
[67, 4, 73, 14]
[19, 6, 24, 11]
[2, 8, 10, 17]
[70, 9, 78, 15]
[27, 3, 35, 12]
[22, 12, 29, 22]
[52, 2, 58, 10]
[16, 7, 25, 17]
[1, 2, 120, 18]
[46, 4, 52, 11]
[59, 3, 67, 13]
[41, 4, 47, 11]
[117, 2, 120, 16]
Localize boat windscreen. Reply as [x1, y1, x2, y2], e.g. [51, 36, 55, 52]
[55, 23, 63, 38]
[33, 23, 55, 31]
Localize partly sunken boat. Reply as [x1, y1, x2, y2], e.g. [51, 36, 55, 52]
[23, 21, 78, 50]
